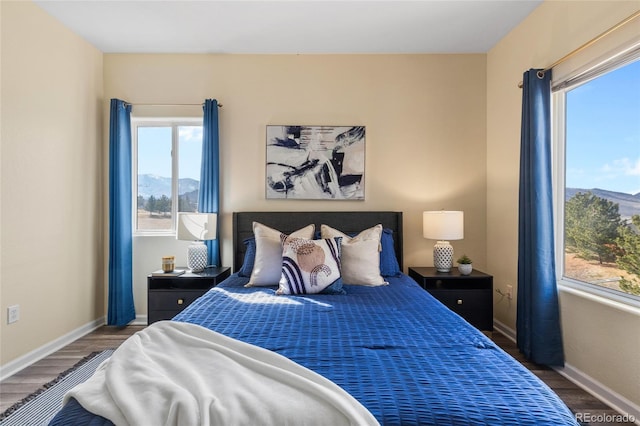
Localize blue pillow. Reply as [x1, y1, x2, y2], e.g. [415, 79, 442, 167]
[380, 228, 401, 277]
[238, 237, 256, 277]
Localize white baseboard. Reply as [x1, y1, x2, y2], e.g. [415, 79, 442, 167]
[492, 318, 639, 424]
[131, 314, 148, 326]
[493, 318, 516, 342]
[555, 364, 640, 424]
[0, 316, 106, 381]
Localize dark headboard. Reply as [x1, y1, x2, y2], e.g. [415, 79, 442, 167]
[232, 211, 403, 273]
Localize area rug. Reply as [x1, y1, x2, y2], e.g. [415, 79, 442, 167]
[0, 349, 113, 426]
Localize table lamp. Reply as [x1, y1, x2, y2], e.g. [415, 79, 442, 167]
[423, 211, 464, 272]
[177, 212, 217, 272]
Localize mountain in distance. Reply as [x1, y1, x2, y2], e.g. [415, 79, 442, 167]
[566, 188, 640, 219]
[138, 174, 199, 199]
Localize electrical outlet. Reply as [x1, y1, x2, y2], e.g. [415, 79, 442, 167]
[7, 305, 20, 324]
[506, 285, 513, 300]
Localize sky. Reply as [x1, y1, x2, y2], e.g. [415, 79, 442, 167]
[137, 126, 203, 181]
[566, 59, 640, 195]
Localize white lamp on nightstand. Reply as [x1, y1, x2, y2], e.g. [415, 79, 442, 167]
[423, 211, 464, 272]
[177, 212, 217, 273]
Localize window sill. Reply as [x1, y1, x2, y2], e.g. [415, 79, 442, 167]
[133, 232, 176, 238]
[558, 279, 640, 315]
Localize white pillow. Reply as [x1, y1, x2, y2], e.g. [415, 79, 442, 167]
[277, 237, 342, 295]
[320, 224, 387, 286]
[247, 222, 315, 286]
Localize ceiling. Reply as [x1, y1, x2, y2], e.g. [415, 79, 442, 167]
[33, 0, 542, 54]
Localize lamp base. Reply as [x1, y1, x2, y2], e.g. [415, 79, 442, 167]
[188, 241, 208, 272]
[433, 241, 454, 272]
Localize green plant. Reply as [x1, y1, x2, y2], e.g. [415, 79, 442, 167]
[616, 214, 640, 296]
[457, 254, 472, 264]
[565, 192, 622, 264]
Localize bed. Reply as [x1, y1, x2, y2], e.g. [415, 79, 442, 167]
[50, 211, 579, 426]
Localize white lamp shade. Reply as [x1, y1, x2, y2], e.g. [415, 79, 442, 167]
[177, 213, 217, 241]
[423, 211, 464, 241]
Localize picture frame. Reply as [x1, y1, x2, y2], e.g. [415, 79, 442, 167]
[265, 125, 365, 200]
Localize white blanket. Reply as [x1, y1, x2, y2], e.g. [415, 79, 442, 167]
[65, 321, 379, 426]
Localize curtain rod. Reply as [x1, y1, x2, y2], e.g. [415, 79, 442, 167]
[125, 102, 223, 107]
[517, 9, 640, 88]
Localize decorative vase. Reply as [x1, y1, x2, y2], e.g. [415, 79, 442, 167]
[433, 241, 454, 272]
[458, 263, 473, 275]
[188, 241, 208, 272]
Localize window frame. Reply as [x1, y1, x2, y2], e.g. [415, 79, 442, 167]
[132, 117, 203, 236]
[552, 46, 640, 309]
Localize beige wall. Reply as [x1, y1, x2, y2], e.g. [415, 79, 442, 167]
[487, 0, 640, 411]
[0, 2, 104, 366]
[104, 53, 488, 316]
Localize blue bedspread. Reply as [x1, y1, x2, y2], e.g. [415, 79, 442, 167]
[51, 273, 578, 425]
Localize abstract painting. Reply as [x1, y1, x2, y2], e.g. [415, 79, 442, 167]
[266, 125, 365, 200]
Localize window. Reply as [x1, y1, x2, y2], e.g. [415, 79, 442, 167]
[554, 50, 640, 303]
[133, 119, 203, 234]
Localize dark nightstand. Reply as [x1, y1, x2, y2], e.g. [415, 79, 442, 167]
[147, 266, 231, 325]
[408, 266, 493, 331]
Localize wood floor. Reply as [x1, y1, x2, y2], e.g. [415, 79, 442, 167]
[490, 333, 635, 426]
[0, 326, 142, 413]
[0, 327, 635, 425]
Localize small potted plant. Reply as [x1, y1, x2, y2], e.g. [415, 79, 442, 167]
[457, 254, 473, 275]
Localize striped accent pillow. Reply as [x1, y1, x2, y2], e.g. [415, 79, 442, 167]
[277, 237, 343, 295]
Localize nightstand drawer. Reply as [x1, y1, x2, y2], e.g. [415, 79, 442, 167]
[148, 290, 205, 311]
[428, 289, 491, 309]
[420, 277, 491, 290]
[428, 289, 492, 330]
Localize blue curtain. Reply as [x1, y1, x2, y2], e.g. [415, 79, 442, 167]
[199, 99, 221, 267]
[107, 99, 135, 326]
[517, 69, 564, 366]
